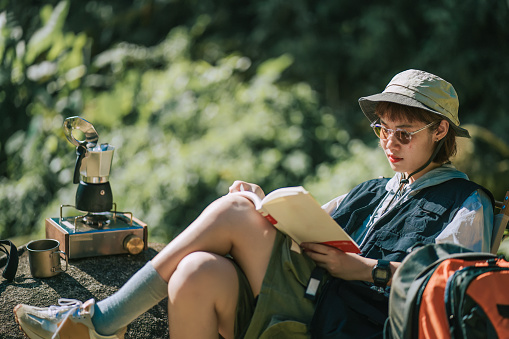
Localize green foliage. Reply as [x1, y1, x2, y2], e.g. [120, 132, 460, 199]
[0, 0, 93, 239]
[454, 125, 509, 200]
[25, 1, 69, 64]
[306, 140, 393, 204]
[1, 1, 508, 244]
[77, 30, 352, 241]
[206, 0, 509, 139]
[0, 6, 355, 242]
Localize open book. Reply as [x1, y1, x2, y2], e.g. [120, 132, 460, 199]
[232, 186, 361, 253]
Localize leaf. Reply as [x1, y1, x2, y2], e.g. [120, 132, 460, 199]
[255, 54, 294, 83]
[25, 0, 69, 64]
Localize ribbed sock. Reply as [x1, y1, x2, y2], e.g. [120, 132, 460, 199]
[91, 261, 168, 335]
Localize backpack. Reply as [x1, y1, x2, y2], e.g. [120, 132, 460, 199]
[384, 243, 509, 339]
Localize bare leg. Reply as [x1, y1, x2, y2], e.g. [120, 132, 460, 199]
[151, 194, 276, 297]
[152, 194, 276, 337]
[12, 194, 275, 339]
[168, 252, 239, 339]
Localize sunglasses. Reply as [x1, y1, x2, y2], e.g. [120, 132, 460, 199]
[370, 121, 437, 145]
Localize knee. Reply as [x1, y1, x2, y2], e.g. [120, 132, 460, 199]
[213, 194, 256, 214]
[211, 194, 274, 231]
[168, 252, 235, 301]
[169, 252, 214, 293]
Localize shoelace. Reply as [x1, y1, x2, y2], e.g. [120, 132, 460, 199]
[50, 299, 84, 339]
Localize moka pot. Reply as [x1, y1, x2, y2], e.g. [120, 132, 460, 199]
[63, 117, 115, 213]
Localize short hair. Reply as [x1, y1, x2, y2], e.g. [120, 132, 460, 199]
[374, 101, 457, 164]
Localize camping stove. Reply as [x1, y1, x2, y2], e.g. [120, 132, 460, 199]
[45, 205, 148, 259]
[45, 116, 148, 259]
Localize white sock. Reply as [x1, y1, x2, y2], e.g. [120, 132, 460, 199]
[91, 261, 168, 335]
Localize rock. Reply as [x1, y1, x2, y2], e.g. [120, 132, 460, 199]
[0, 243, 169, 338]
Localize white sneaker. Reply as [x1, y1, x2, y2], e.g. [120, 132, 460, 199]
[13, 298, 126, 339]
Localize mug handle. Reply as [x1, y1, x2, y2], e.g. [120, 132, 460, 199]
[52, 250, 69, 273]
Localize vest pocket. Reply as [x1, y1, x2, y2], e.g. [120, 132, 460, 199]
[420, 198, 451, 215]
[406, 198, 453, 231]
[372, 231, 433, 262]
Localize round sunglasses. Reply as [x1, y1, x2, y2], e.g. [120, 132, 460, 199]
[370, 121, 437, 145]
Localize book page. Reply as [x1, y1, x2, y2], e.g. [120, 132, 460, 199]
[261, 186, 308, 203]
[259, 191, 360, 253]
[229, 186, 360, 253]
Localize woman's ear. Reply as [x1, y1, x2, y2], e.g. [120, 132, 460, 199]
[435, 120, 449, 141]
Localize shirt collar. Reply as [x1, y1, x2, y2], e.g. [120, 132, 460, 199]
[385, 163, 469, 194]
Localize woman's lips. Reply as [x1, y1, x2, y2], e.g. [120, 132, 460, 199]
[388, 155, 402, 163]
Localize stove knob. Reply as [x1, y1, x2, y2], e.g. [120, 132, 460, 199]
[123, 234, 144, 255]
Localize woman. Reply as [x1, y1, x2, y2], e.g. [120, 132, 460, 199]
[14, 69, 494, 339]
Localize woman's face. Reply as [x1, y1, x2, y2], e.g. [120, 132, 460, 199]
[378, 117, 439, 181]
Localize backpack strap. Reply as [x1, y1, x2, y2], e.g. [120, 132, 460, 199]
[0, 240, 18, 282]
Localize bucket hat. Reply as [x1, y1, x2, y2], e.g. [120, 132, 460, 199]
[358, 69, 470, 138]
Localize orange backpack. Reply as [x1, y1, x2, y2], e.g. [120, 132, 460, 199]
[385, 243, 509, 339]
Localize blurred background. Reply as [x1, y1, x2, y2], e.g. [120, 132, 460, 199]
[1, 0, 508, 245]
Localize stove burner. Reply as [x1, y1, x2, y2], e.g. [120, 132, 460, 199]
[59, 204, 134, 232]
[81, 213, 111, 228]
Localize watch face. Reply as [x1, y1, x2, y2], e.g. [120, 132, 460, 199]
[374, 269, 389, 280]
[373, 260, 391, 287]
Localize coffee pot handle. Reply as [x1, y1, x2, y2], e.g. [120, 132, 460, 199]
[73, 144, 87, 184]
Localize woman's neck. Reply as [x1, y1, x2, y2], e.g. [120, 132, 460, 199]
[404, 162, 443, 184]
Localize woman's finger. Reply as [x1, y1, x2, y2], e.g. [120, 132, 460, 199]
[301, 242, 337, 255]
[229, 180, 249, 193]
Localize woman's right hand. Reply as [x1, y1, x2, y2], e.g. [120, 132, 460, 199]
[229, 181, 265, 200]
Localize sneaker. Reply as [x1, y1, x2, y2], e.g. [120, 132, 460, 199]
[13, 298, 126, 339]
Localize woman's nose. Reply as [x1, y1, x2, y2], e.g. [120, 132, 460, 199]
[383, 132, 400, 148]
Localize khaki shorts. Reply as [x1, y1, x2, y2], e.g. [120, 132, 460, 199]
[233, 232, 317, 339]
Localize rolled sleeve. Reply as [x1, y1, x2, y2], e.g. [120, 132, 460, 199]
[322, 193, 348, 215]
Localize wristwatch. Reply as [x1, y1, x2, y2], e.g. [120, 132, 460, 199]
[372, 259, 391, 288]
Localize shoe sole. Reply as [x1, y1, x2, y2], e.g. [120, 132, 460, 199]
[13, 304, 46, 339]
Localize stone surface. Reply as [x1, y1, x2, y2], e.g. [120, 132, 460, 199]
[0, 243, 169, 338]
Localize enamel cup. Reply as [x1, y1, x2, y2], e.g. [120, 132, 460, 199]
[27, 239, 68, 278]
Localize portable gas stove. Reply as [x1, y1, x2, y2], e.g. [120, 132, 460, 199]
[45, 205, 147, 259]
[45, 116, 148, 259]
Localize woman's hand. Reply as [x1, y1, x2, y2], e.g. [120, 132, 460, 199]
[229, 180, 265, 200]
[301, 242, 374, 282]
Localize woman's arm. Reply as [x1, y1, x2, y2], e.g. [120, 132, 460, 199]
[321, 193, 348, 215]
[435, 189, 494, 252]
[300, 242, 400, 286]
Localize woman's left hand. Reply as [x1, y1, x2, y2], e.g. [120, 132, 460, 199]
[228, 180, 265, 199]
[300, 242, 374, 282]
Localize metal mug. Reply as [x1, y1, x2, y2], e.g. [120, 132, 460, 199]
[27, 239, 68, 278]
